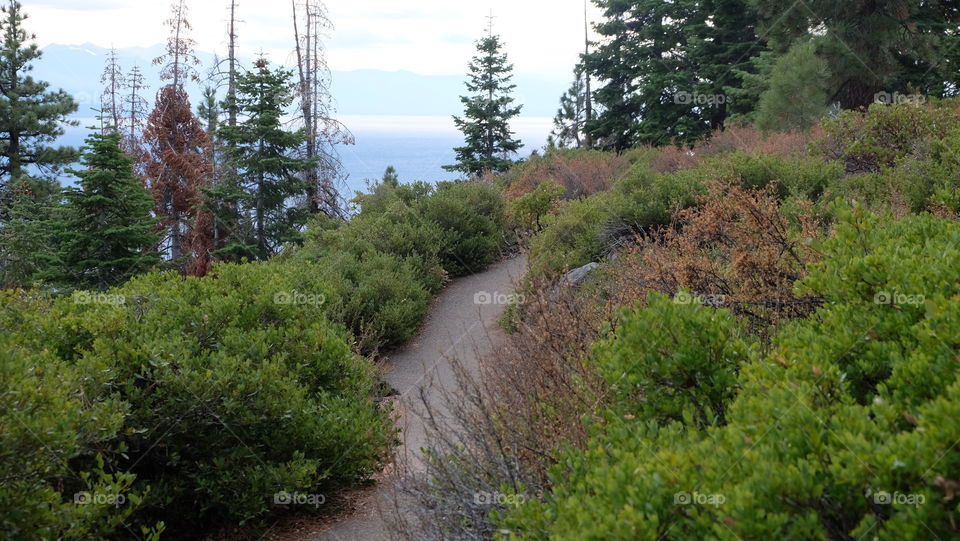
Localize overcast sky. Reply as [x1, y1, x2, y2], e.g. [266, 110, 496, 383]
[27, 0, 602, 79]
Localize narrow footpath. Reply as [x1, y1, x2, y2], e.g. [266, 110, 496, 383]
[310, 254, 528, 541]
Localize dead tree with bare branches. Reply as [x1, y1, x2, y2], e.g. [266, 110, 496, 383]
[291, 0, 353, 219]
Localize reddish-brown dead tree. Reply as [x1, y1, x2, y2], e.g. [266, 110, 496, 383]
[143, 1, 212, 274]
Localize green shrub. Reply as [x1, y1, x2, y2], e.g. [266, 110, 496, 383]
[816, 100, 960, 174]
[419, 181, 505, 276]
[308, 249, 431, 352]
[500, 210, 960, 540]
[508, 181, 565, 232]
[0, 328, 161, 541]
[1, 261, 393, 537]
[611, 166, 708, 232]
[307, 203, 447, 293]
[526, 193, 612, 281]
[596, 293, 753, 428]
[714, 151, 843, 201]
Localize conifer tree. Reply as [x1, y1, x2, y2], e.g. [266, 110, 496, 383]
[0, 181, 58, 288]
[217, 58, 314, 260]
[751, 0, 960, 109]
[50, 132, 160, 290]
[585, 0, 764, 149]
[100, 48, 124, 135]
[444, 21, 523, 176]
[142, 0, 212, 270]
[121, 65, 148, 162]
[551, 66, 590, 149]
[0, 0, 78, 190]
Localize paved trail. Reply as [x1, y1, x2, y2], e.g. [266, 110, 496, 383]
[311, 254, 528, 541]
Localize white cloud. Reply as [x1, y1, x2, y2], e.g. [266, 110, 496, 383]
[27, 0, 603, 78]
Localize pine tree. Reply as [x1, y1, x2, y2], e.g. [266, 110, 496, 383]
[0, 0, 78, 189]
[50, 132, 160, 290]
[121, 65, 148, 161]
[585, 0, 699, 150]
[750, 0, 960, 109]
[755, 40, 831, 132]
[688, 0, 768, 129]
[292, 0, 353, 219]
[0, 180, 58, 288]
[143, 0, 212, 270]
[551, 66, 590, 149]
[444, 22, 523, 176]
[217, 58, 314, 261]
[585, 0, 764, 149]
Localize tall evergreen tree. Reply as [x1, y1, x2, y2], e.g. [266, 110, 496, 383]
[0, 0, 77, 191]
[49, 132, 160, 290]
[217, 58, 314, 261]
[551, 66, 590, 149]
[444, 23, 523, 176]
[0, 180, 58, 288]
[100, 48, 124, 135]
[585, 0, 700, 150]
[585, 0, 764, 149]
[751, 0, 960, 109]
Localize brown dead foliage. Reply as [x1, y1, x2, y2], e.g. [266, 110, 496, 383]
[506, 151, 630, 200]
[651, 124, 824, 173]
[606, 182, 824, 337]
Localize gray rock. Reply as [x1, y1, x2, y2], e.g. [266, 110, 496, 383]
[564, 262, 600, 287]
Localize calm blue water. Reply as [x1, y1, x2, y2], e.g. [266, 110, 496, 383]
[57, 115, 551, 196]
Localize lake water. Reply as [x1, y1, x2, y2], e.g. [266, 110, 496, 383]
[338, 115, 551, 195]
[59, 115, 553, 197]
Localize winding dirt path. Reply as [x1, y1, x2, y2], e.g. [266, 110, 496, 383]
[310, 254, 528, 541]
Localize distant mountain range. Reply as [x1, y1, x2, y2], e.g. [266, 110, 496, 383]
[35, 43, 567, 121]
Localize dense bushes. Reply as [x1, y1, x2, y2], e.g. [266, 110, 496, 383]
[596, 293, 753, 429]
[299, 179, 506, 351]
[499, 210, 960, 540]
[1, 260, 393, 538]
[502, 148, 635, 199]
[523, 150, 839, 283]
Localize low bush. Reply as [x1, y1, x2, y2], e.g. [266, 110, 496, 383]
[503, 148, 632, 199]
[596, 293, 753, 429]
[816, 100, 960, 174]
[419, 181, 506, 276]
[499, 210, 960, 540]
[305, 249, 431, 352]
[526, 193, 612, 281]
[300, 178, 507, 352]
[0, 260, 393, 538]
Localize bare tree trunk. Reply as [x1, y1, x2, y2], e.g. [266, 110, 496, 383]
[583, 1, 593, 149]
[227, 0, 238, 129]
[292, 0, 353, 219]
